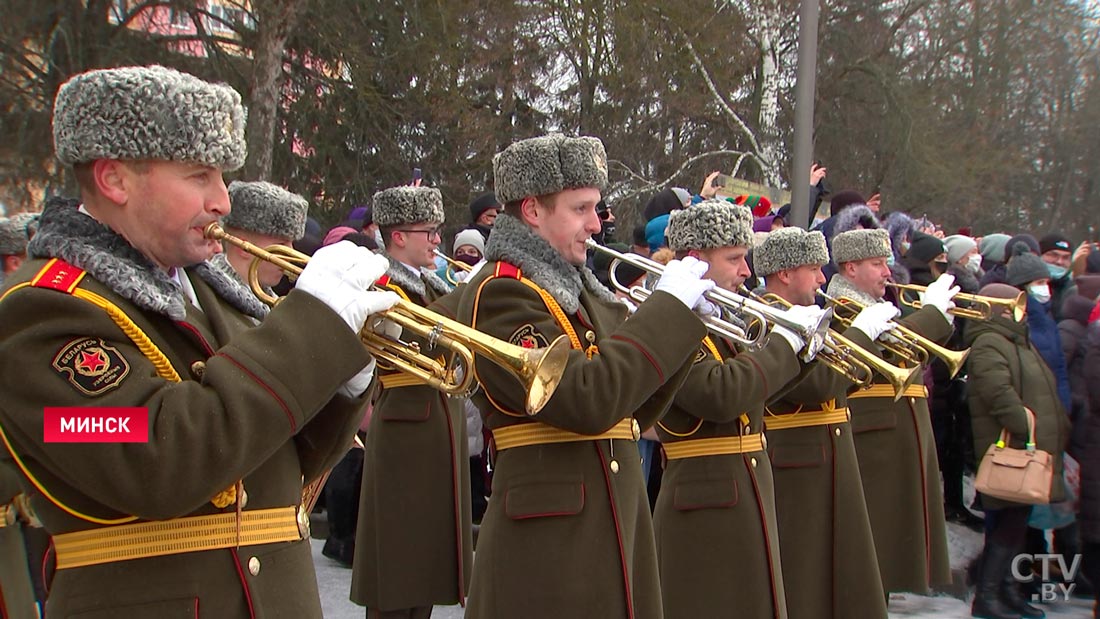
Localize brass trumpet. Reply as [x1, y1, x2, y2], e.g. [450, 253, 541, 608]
[587, 240, 832, 360]
[887, 282, 1026, 323]
[821, 292, 970, 378]
[207, 223, 569, 415]
[434, 250, 473, 287]
[746, 290, 921, 401]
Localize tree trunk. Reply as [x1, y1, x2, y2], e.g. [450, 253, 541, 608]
[753, 0, 783, 188]
[242, 0, 305, 181]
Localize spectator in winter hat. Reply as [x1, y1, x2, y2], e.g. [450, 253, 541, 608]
[466, 191, 500, 241]
[1039, 232, 1078, 320]
[645, 213, 671, 253]
[1007, 251, 1073, 412]
[900, 231, 946, 287]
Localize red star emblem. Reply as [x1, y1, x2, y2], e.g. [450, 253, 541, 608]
[76, 349, 108, 374]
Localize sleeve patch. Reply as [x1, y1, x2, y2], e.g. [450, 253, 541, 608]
[509, 324, 549, 349]
[52, 338, 130, 396]
[693, 347, 709, 364]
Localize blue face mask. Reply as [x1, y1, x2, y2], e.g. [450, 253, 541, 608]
[1046, 263, 1068, 280]
[886, 254, 896, 267]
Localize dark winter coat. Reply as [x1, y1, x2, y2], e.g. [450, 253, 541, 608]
[1025, 294, 1073, 413]
[1059, 295, 1094, 459]
[1079, 321, 1100, 543]
[1050, 274, 1078, 323]
[965, 314, 1070, 511]
[979, 262, 1008, 288]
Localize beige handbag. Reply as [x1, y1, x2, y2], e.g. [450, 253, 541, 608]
[975, 407, 1053, 505]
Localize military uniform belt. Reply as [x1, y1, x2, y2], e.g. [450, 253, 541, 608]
[0, 503, 15, 528]
[663, 433, 765, 460]
[848, 384, 928, 400]
[764, 407, 850, 431]
[492, 418, 640, 451]
[378, 371, 429, 389]
[52, 506, 303, 569]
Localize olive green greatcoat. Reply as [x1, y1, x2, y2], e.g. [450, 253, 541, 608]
[846, 305, 954, 594]
[653, 334, 802, 619]
[964, 315, 1070, 510]
[351, 267, 473, 611]
[0, 462, 39, 618]
[764, 324, 888, 619]
[457, 263, 704, 619]
[0, 203, 372, 618]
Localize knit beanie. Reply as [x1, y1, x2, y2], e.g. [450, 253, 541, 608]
[979, 233, 1011, 263]
[908, 231, 945, 263]
[943, 234, 977, 265]
[1006, 252, 1050, 288]
[453, 228, 486, 255]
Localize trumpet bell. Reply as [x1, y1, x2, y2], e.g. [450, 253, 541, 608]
[206, 222, 568, 415]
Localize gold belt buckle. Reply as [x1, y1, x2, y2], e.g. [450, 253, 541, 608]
[296, 505, 311, 539]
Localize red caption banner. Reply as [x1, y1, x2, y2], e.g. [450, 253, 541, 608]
[43, 407, 149, 443]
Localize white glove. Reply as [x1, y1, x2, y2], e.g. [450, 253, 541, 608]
[850, 302, 900, 341]
[694, 299, 722, 319]
[338, 357, 377, 398]
[653, 256, 716, 312]
[771, 304, 828, 358]
[771, 325, 806, 355]
[338, 319, 402, 398]
[295, 242, 399, 334]
[919, 273, 960, 324]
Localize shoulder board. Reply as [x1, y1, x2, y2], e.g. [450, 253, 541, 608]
[492, 262, 522, 280]
[30, 258, 86, 294]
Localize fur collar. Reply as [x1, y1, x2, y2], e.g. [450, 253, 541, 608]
[380, 253, 452, 298]
[826, 273, 882, 307]
[947, 263, 981, 295]
[28, 198, 268, 321]
[485, 214, 616, 313]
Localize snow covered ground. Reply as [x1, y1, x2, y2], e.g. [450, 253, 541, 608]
[311, 476, 1093, 618]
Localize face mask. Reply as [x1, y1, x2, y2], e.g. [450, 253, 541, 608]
[373, 228, 385, 248]
[454, 253, 481, 267]
[886, 254, 895, 267]
[964, 255, 983, 275]
[934, 260, 948, 272]
[900, 241, 911, 254]
[1046, 263, 1068, 280]
[1028, 284, 1051, 304]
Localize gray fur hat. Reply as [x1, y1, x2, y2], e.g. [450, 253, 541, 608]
[53, 65, 246, 170]
[493, 134, 608, 204]
[666, 199, 753, 252]
[372, 186, 445, 227]
[832, 228, 892, 265]
[0, 213, 37, 256]
[224, 181, 308, 241]
[753, 227, 829, 276]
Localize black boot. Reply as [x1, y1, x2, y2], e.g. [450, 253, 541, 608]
[947, 504, 987, 532]
[1001, 573, 1045, 618]
[973, 542, 1021, 619]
